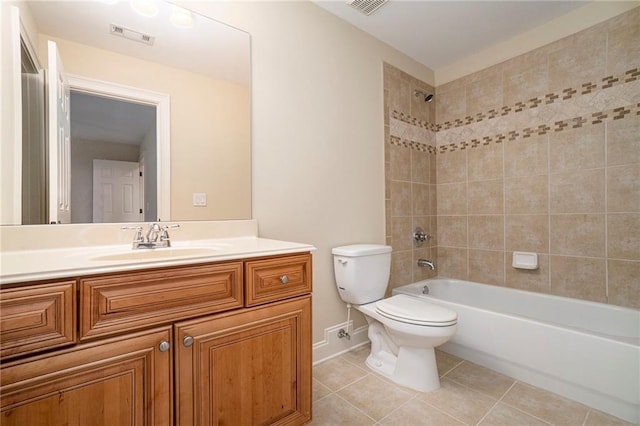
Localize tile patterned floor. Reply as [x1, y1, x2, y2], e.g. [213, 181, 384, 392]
[311, 345, 634, 426]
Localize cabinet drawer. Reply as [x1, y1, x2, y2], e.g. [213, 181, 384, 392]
[245, 253, 312, 306]
[0, 281, 76, 360]
[80, 262, 243, 340]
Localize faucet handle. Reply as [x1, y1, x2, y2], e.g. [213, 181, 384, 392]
[121, 225, 144, 243]
[413, 227, 431, 246]
[160, 223, 180, 241]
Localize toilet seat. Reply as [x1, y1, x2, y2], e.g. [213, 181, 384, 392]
[376, 295, 457, 327]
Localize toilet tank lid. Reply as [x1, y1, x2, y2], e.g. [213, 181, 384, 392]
[332, 244, 392, 256]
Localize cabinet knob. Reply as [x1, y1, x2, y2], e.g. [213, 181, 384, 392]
[183, 336, 194, 347]
[280, 275, 289, 284]
[159, 340, 170, 352]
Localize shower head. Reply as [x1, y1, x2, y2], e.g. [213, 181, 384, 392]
[414, 89, 434, 103]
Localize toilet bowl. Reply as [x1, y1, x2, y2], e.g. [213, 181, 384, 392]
[356, 295, 457, 391]
[332, 244, 457, 391]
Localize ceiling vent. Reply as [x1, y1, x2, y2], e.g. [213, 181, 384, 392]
[110, 24, 155, 46]
[346, 0, 388, 16]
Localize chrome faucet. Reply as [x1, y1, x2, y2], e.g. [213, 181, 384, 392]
[417, 258, 436, 270]
[146, 222, 162, 243]
[122, 222, 179, 249]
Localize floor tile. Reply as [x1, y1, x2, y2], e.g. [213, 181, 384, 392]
[310, 393, 375, 425]
[419, 377, 497, 425]
[435, 349, 464, 376]
[479, 402, 550, 426]
[313, 357, 369, 391]
[313, 378, 332, 402]
[501, 382, 589, 425]
[337, 374, 414, 421]
[379, 397, 465, 426]
[311, 351, 634, 426]
[444, 361, 516, 399]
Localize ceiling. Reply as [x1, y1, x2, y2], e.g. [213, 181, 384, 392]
[313, 0, 587, 71]
[70, 93, 155, 145]
[26, 0, 250, 86]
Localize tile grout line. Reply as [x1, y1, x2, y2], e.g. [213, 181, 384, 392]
[419, 394, 473, 426]
[331, 388, 379, 424]
[473, 380, 519, 426]
[497, 381, 571, 426]
[375, 392, 421, 425]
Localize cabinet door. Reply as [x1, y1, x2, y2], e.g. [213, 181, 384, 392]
[0, 327, 172, 426]
[176, 296, 312, 426]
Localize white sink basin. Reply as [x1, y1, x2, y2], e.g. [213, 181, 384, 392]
[91, 247, 220, 261]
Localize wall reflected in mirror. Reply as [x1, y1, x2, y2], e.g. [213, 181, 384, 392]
[5, 0, 251, 225]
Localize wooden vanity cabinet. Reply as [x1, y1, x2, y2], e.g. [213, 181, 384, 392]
[0, 252, 312, 426]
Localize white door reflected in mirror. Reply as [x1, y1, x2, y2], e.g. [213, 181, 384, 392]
[92, 159, 142, 223]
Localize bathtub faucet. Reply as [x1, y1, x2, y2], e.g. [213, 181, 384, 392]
[417, 259, 436, 270]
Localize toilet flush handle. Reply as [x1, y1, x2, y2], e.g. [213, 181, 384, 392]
[337, 258, 348, 265]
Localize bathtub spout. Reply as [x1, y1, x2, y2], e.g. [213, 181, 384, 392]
[417, 259, 435, 270]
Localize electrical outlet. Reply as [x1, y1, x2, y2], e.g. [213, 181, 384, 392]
[193, 193, 207, 206]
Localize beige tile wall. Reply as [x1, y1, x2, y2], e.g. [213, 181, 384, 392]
[384, 7, 640, 309]
[384, 63, 437, 293]
[433, 8, 640, 309]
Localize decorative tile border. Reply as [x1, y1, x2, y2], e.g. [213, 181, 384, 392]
[435, 68, 639, 132]
[436, 103, 640, 153]
[389, 135, 437, 154]
[388, 67, 640, 155]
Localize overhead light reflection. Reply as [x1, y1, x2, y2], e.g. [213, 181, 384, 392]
[130, 0, 159, 17]
[170, 6, 193, 28]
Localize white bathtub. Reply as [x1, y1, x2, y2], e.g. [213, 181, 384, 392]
[393, 278, 640, 424]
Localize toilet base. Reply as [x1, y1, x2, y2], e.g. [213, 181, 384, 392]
[365, 346, 441, 392]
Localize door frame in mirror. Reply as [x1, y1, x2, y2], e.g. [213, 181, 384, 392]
[67, 75, 171, 222]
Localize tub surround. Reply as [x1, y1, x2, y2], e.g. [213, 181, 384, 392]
[384, 7, 640, 309]
[0, 220, 315, 284]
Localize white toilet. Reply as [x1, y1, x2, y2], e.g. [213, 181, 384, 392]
[332, 244, 457, 392]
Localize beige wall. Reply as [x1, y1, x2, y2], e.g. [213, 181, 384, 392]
[386, 7, 640, 309]
[184, 1, 434, 344]
[37, 35, 251, 221]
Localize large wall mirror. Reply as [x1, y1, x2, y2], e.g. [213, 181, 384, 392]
[1, 0, 251, 225]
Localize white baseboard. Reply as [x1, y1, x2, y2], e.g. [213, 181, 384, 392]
[313, 322, 369, 365]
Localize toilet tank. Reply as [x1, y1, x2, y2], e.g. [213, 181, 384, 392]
[332, 244, 392, 305]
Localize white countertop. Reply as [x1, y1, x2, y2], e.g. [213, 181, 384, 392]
[0, 237, 315, 285]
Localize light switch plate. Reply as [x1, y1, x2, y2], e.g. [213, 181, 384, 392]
[193, 193, 207, 206]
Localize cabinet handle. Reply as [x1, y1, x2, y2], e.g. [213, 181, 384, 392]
[183, 336, 194, 347]
[280, 275, 289, 284]
[159, 340, 170, 352]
